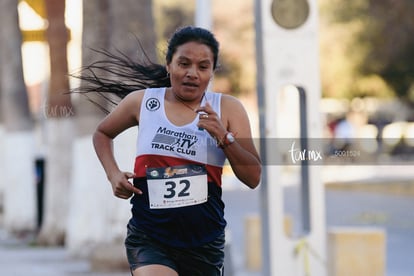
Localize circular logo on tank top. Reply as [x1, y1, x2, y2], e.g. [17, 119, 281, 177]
[145, 98, 160, 111]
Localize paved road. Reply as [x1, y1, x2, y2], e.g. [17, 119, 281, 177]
[0, 235, 125, 276]
[223, 185, 414, 276]
[1, 167, 414, 276]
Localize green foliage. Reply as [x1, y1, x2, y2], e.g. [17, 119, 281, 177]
[320, 0, 414, 101]
[154, 0, 194, 42]
[153, 0, 194, 63]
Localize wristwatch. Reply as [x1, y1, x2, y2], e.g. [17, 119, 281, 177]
[218, 132, 236, 148]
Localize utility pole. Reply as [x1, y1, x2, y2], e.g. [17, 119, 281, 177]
[195, 0, 212, 29]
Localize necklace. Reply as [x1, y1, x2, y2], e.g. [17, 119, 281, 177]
[172, 90, 205, 113]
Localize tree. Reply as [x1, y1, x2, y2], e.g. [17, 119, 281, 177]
[36, 0, 73, 246]
[359, 1, 414, 102]
[66, 0, 157, 257]
[0, 0, 36, 233]
[319, 0, 414, 101]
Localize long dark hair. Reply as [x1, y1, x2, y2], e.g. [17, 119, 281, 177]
[72, 26, 220, 113]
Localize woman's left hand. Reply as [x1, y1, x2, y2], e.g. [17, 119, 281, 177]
[197, 95, 261, 188]
[196, 102, 227, 141]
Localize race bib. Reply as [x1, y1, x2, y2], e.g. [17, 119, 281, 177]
[146, 164, 208, 209]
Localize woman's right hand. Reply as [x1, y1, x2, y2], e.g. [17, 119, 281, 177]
[92, 91, 145, 199]
[109, 171, 142, 199]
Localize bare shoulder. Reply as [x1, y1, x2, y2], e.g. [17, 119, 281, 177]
[96, 90, 146, 137]
[105, 89, 146, 123]
[220, 94, 252, 136]
[122, 89, 146, 103]
[220, 93, 248, 117]
[116, 89, 145, 112]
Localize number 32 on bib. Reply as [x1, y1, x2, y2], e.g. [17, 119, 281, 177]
[146, 165, 208, 209]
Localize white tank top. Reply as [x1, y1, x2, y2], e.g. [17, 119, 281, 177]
[134, 87, 226, 183]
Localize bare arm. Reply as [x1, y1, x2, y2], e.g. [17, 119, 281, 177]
[93, 90, 144, 199]
[196, 95, 261, 188]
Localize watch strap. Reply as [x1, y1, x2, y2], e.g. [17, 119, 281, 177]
[217, 132, 236, 149]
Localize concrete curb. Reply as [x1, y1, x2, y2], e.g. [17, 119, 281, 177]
[325, 180, 414, 196]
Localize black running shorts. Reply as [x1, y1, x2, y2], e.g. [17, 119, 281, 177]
[125, 223, 225, 276]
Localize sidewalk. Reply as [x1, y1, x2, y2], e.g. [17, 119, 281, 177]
[0, 229, 127, 276]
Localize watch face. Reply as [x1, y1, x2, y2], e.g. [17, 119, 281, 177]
[227, 132, 235, 143]
[271, 0, 310, 29]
